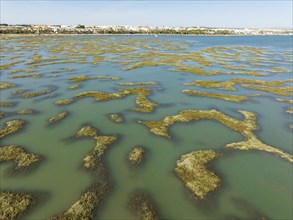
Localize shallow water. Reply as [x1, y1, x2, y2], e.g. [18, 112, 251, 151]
[0, 35, 292, 219]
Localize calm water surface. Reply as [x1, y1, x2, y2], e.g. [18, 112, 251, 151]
[0, 35, 292, 220]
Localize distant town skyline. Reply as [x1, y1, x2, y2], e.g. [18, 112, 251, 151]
[1, 1, 292, 29]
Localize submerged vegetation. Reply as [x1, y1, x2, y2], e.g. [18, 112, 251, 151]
[48, 111, 68, 124]
[0, 35, 292, 219]
[139, 109, 293, 163]
[0, 120, 25, 139]
[75, 87, 157, 113]
[0, 192, 33, 220]
[0, 145, 41, 169]
[129, 191, 160, 220]
[128, 147, 145, 167]
[109, 114, 124, 123]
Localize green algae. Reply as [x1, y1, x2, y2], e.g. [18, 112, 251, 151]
[182, 89, 248, 102]
[185, 78, 291, 91]
[0, 145, 41, 169]
[11, 90, 27, 95]
[242, 84, 293, 96]
[76, 87, 157, 113]
[109, 114, 124, 123]
[0, 112, 7, 119]
[9, 69, 35, 74]
[0, 192, 32, 220]
[48, 111, 68, 124]
[21, 89, 52, 98]
[0, 101, 17, 107]
[75, 125, 98, 138]
[83, 135, 117, 169]
[0, 120, 25, 139]
[0, 82, 16, 90]
[139, 109, 293, 162]
[17, 109, 35, 115]
[9, 73, 42, 79]
[69, 84, 81, 89]
[51, 177, 112, 220]
[69, 75, 119, 83]
[128, 147, 144, 167]
[129, 192, 160, 220]
[0, 60, 25, 70]
[118, 82, 158, 86]
[75, 125, 118, 169]
[54, 99, 74, 106]
[51, 191, 98, 220]
[175, 150, 220, 199]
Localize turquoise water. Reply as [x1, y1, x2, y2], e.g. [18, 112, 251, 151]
[0, 35, 292, 219]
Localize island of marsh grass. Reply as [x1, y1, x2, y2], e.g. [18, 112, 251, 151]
[175, 150, 220, 199]
[139, 109, 293, 163]
[0, 192, 33, 220]
[182, 89, 249, 102]
[0, 145, 41, 170]
[109, 114, 124, 123]
[128, 147, 145, 167]
[48, 111, 69, 124]
[0, 119, 25, 139]
[75, 87, 157, 113]
[75, 125, 118, 169]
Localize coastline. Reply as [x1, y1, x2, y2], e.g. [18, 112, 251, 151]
[1, 33, 292, 37]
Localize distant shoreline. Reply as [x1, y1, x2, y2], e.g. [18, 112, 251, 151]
[1, 33, 292, 37]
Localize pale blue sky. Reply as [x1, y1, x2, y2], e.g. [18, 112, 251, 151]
[1, 1, 292, 28]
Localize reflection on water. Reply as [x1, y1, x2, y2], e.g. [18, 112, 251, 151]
[0, 35, 292, 220]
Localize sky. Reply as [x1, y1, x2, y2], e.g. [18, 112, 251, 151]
[1, 0, 292, 29]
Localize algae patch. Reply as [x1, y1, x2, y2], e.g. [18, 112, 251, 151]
[129, 192, 160, 220]
[182, 89, 248, 102]
[48, 111, 68, 124]
[0, 145, 41, 169]
[0, 82, 16, 90]
[139, 109, 293, 162]
[109, 114, 124, 123]
[0, 119, 24, 139]
[0, 192, 32, 220]
[128, 147, 144, 167]
[175, 150, 220, 199]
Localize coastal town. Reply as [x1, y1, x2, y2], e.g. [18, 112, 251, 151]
[0, 23, 292, 35]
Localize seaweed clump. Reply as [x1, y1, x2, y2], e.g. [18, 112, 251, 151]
[0, 145, 40, 169]
[0, 101, 17, 107]
[185, 78, 290, 91]
[9, 73, 42, 79]
[118, 82, 157, 86]
[128, 147, 144, 167]
[69, 84, 80, 89]
[0, 82, 16, 90]
[54, 99, 74, 105]
[21, 89, 52, 98]
[241, 84, 293, 96]
[182, 89, 248, 102]
[129, 191, 160, 220]
[48, 111, 68, 124]
[109, 114, 123, 123]
[0, 192, 32, 220]
[68, 75, 119, 83]
[139, 109, 293, 163]
[75, 125, 118, 169]
[175, 150, 220, 199]
[51, 176, 112, 220]
[75, 87, 157, 113]
[0, 119, 24, 139]
[51, 191, 98, 220]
